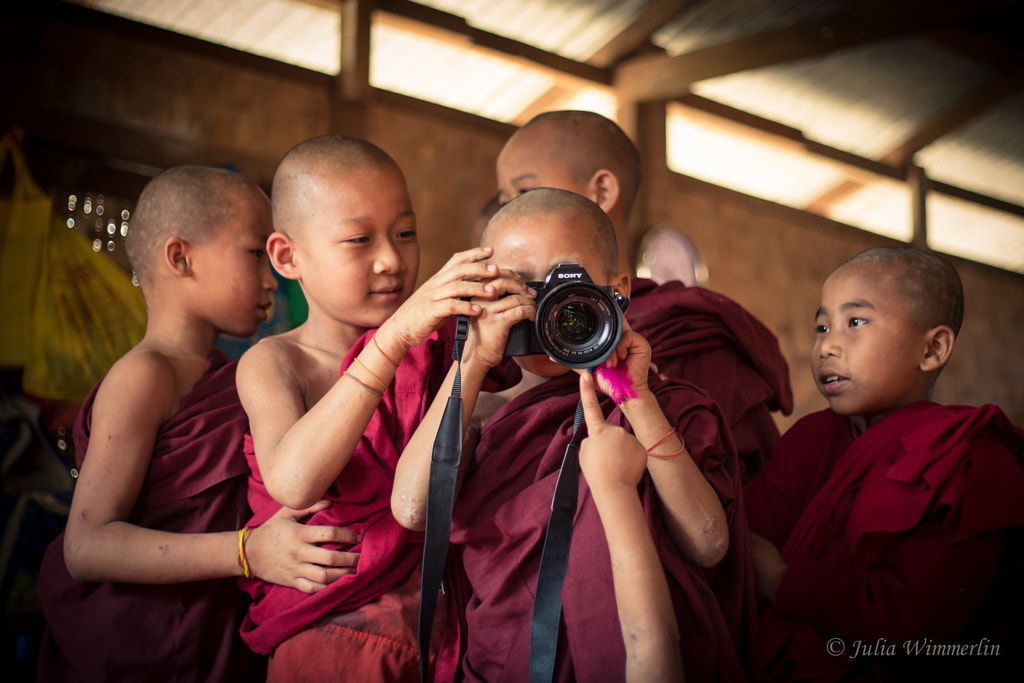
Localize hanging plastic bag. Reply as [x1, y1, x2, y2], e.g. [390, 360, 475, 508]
[0, 128, 52, 368]
[21, 214, 147, 403]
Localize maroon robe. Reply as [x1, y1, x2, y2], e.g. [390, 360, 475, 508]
[745, 403, 1024, 681]
[37, 351, 258, 683]
[444, 372, 758, 683]
[628, 277, 793, 482]
[238, 328, 451, 656]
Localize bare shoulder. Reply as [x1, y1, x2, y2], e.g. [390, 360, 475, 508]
[93, 346, 179, 427]
[238, 333, 305, 385]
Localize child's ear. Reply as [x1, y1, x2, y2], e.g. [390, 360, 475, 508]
[267, 231, 300, 281]
[610, 270, 631, 299]
[588, 169, 620, 214]
[163, 237, 191, 277]
[920, 325, 956, 372]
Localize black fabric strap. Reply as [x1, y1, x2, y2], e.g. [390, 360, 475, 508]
[529, 397, 585, 683]
[417, 315, 470, 683]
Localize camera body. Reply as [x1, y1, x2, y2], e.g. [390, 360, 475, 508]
[504, 263, 629, 369]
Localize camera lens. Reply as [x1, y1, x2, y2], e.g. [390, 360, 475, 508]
[537, 284, 622, 369]
[554, 301, 598, 344]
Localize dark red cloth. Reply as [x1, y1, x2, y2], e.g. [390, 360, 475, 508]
[239, 329, 450, 656]
[445, 372, 757, 683]
[628, 277, 793, 481]
[37, 351, 259, 683]
[745, 403, 1024, 681]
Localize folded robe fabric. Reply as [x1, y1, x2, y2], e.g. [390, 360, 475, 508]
[37, 351, 257, 683]
[627, 277, 793, 480]
[239, 328, 451, 655]
[746, 402, 1024, 681]
[446, 371, 758, 683]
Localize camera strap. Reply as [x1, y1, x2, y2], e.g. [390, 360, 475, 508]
[530, 396, 585, 683]
[417, 315, 470, 683]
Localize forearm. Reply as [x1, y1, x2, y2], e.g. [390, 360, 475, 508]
[619, 392, 728, 567]
[64, 522, 240, 584]
[392, 355, 491, 530]
[261, 343, 403, 509]
[591, 483, 684, 683]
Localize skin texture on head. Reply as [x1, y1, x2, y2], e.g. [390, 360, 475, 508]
[127, 165, 265, 294]
[496, 111, 642, 272]
[813, 247, 961, 434]
[272, 134, 403, 242]
[481, 187, 629, 378]
[266, 134, 419, 348]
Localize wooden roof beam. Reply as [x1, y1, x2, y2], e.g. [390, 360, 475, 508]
[882, 67, 1024, 166]
[613, 0, 1015, 103]
[587, 0, 696, 69]
[375, 0, 611, 85]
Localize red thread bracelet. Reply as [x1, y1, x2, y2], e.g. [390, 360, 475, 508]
[646, 430, 686, 458]
[372, 334, 399, 367]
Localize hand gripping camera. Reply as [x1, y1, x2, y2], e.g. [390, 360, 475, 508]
[503, 263, 630, 369]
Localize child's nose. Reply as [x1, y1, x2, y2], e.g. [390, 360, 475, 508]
[818, 332, 840, 358]
[261, 260, 279, 292]
[374, 241, 402, 273]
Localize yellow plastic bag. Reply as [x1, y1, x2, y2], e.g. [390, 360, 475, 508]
[21, 215, 147, 402]
[0, 128, 52, 368]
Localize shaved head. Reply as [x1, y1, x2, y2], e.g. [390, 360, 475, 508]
[126, 165, 265, 290]
[843, 246, 964, 336]
[483, 187, 619, 277]
[272, 134, 401, 239]
[506, 111, 643, 219]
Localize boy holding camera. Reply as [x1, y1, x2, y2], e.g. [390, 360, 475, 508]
[394, 188, 754, 681]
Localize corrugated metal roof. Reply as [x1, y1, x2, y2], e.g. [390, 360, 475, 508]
[69, 0, 1024, 273]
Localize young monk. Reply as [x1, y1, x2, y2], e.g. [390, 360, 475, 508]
[496, 110, 793, 483]
[394, 188, 754, 682]
[36, 166, 356, 682]
[235, 134, 532, 680]
[745, 246, 1024, 681]
[577, 369, 686, 683]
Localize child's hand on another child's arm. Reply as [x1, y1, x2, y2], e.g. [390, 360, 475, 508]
[578, 371, 685, 683]
[594, 325, 729, 569]
[243, 500, 361, 593]
[750, 531, 787, 604]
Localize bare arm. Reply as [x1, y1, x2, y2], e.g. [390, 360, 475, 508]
[392, 272, 535, 530]
[243, 248, 505, 510]
[578, 371, 685, 683]
[62, 352, 361, 592]
[64, 354, 250, 583]
[596, 329, 728, 568]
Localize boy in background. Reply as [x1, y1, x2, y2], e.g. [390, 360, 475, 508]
[746, 246, 1024, 681]
[37, 166, 353, 682]
[495, 110, 792, 483]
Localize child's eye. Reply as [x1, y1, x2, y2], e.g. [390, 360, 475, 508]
[250, 249, 266, 259]
[396, 228, 417, 240]
[344, 236, 370, 244]
[848, 317, 867, 327]
[814, 324, 829, 334]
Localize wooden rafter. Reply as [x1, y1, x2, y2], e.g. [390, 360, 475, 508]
[613, 0, 1016, 103]
[587, 0, 695, 69]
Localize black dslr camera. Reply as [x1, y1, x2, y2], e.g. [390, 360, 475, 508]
[504, 263, 629, 369]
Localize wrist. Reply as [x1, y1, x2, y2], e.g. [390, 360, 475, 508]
[372, 323, 409, 365]
[617, 387, 658, 418]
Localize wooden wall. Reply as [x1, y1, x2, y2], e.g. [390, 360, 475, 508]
[3, 1, 1023, 428]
